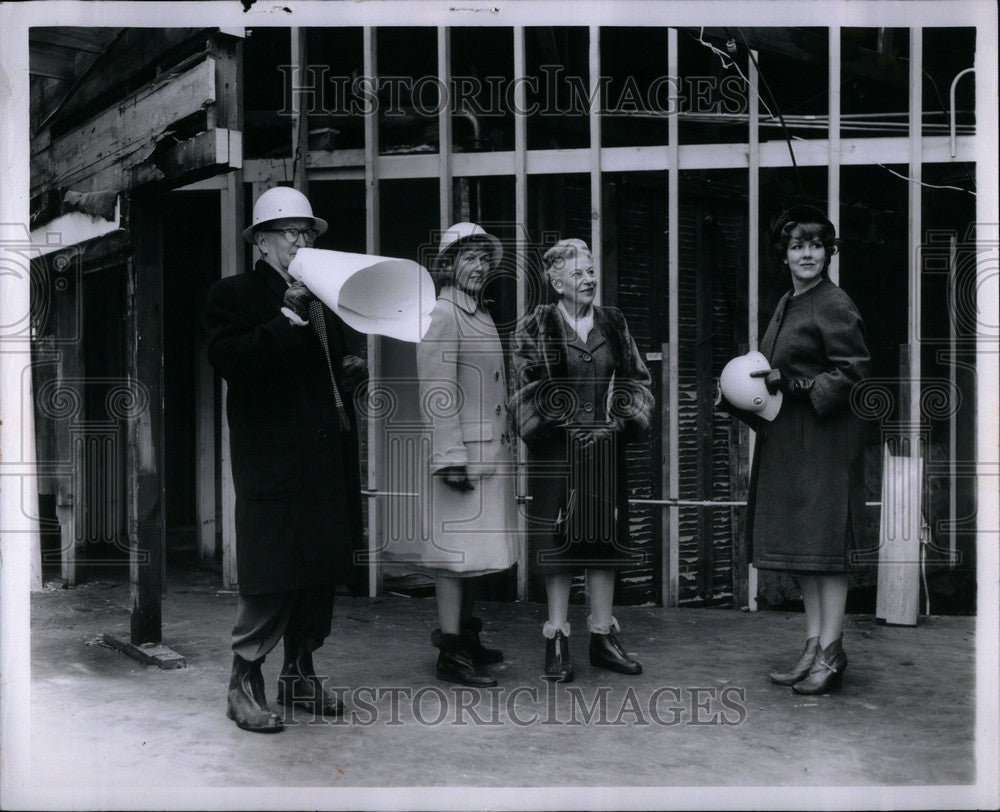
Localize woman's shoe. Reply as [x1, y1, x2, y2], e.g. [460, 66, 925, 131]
[544, 630, 574, 683]
[435, 632, 498, 687]
[792, 638, 848, 695]
[589, 630, 642, 675]
[462, 616, 504, 665]
[768, 636, 820, 685]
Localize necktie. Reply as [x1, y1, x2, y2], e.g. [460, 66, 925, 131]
[308, 299, 352, 432]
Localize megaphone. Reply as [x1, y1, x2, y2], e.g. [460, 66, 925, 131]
[288, 247, 435, 343]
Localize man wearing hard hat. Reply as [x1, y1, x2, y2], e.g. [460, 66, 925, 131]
[205, 186, 366, 733]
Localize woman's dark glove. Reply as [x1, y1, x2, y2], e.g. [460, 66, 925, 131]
[438, 465, 475, 492]
[751, 369, 814, 399]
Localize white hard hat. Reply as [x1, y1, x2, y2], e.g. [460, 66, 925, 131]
[720, 350, 783, 422]
[437, 222, 502, 267]
[242, 186, 329, 243]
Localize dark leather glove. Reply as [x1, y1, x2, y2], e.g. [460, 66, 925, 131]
[750, 369, 813, 398]
[341, 354, 368, 391]
[438, 465, 475, 492]
[283, 281, 315, 322]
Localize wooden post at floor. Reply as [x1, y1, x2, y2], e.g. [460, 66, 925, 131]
[219, 173, 245, 591]
[208, 29, 245, 590]
[52, 256, 84, 585]
[695, 211, 716, 601]
[126, 191, 166, 644]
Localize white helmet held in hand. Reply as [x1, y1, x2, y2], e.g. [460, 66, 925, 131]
[720, 351, 783, 422]
[243, 186, 329, 243]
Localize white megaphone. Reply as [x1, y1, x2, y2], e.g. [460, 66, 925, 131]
[287, 247, 435, 343]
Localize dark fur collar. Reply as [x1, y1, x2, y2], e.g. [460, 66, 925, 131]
[529, 303, 633, 379]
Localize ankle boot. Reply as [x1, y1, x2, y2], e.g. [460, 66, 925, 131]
[435, 632, 497, 687]
[792, 638, 848, 695]
[227, 654, 283, 733]
[544, 630, 574, 683]
[430, 618, 504, 666]
[588, 618, 642, 675]
[769, 636, 820, 685]
[277, 635, 345, 717]
[462, 616, 504, 665]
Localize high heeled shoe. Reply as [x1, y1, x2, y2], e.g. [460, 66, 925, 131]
[792, 638, 848, 695]
[768, 636, 820, 685]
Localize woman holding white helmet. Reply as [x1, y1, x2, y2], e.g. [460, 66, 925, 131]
[413, 222, 518, 687]
[720, 204, 869, 695]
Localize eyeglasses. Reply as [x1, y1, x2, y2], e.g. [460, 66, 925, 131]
[268, 226, 319, 243]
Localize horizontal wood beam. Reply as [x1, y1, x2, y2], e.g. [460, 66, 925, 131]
[29, 28, 118, 54]
[244, 134, 975, 185]
[32, 57, 218, 195]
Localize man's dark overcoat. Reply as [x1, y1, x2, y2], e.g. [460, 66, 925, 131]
[748, 277, 870, 573]
[205, 260, 362, 595]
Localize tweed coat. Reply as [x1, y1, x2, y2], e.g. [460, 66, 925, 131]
[205, 260, 362, 595]
[512, 304, 654, 571]
[747, 277, 870, 573]
[409, 286, 519, 576]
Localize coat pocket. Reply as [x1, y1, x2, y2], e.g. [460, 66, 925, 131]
[462, 420, 498, 477]
[231, 429, 304, 500]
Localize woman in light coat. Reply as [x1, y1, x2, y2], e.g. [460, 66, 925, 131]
[414, 222, 518, 687]
[512, 238, 654, 682]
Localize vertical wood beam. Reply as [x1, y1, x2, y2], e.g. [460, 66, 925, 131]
[127, 191, 165, 644]
[828, 27, 841, 285]
[214, 31, 244, 589]
[973, 25, 1000, 799]
[291, 28, 309, 195]
[665, 28, 680, 607]
[0, 12, 33, 783]
[589, 25, 603, 303]
[438, 27, 453, 228]
[363, 26, 383, 599]
[746, 48, 761, 610]
[695, 211, 715, 600]
[513, 25, 529, 603]
[219, 172, 244, 590]
[948, 233, 957, 567]
[908, 28, 923, 447]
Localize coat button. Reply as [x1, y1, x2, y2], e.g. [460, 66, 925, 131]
[584, 403, 593, 412]
[495, 371, 501, 381]
[495, 404, 502, 414]
[318, 429, 329, 440]
[583, 353, 592, 362]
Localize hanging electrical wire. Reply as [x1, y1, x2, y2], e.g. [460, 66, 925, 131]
[730, 28, 805, 198]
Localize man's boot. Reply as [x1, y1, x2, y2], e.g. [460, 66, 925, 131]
[226, 654, 283, 733]
[276, 634, 345, 718]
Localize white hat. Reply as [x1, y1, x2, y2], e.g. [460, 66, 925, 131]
[437, 222, 503, 267]
[242, 186, 329, 243]
[720, 351, 783, 422]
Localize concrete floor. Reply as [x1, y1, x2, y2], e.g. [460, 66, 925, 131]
[30, 566, 974, 790]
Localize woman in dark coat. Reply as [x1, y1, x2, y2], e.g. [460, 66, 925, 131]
[512, 238, 654, 682]
[733, 204, 870, 695]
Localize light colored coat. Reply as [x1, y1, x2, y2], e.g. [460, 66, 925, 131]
[412, 286, 518, 576]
